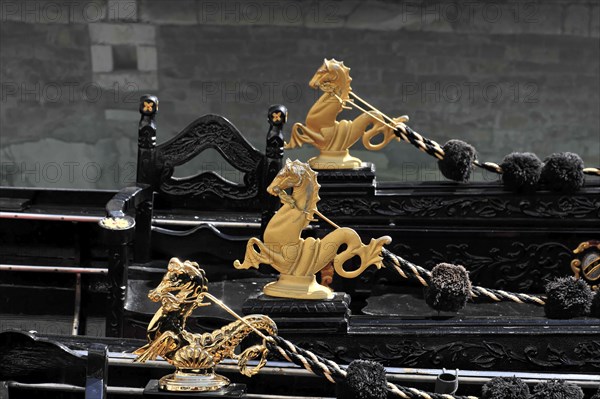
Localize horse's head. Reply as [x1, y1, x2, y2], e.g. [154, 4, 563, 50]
[309, 58, 352, 95]
[267, 159, 309, 196]
[149, 258, 208, 310]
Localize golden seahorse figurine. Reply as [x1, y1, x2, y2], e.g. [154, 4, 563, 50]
[234, 160, 391, 299]
[133, 258, 277, 392]
[286, 58, 408, 169]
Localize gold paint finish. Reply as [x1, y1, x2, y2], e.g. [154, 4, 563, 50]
[134, 258, 277, 392]
[271, 111, 282, 122]
[143, 101, 154, 112]
[235, 160, 391, 299]
[285, 59, 406, 169]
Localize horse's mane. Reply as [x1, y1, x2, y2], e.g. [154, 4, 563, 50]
[324, 58, 352, 94]
[283, 160, 321, 216]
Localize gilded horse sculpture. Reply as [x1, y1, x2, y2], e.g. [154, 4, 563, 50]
[285, 58, 408, 169]
[133, 258, 277, 392]
[234, 160, 392, 299]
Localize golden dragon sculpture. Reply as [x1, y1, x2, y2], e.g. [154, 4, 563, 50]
[133, 258, 277, 392]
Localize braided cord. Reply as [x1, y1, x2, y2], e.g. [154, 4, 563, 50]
[265, 335, 478, 399]
[350, 94, 598, 178]
[340, 92, 445, 162]
[473, 160, 503, 174]
[393, 122, 600, 178]
[583, 167, 600, 176]
[393, 123, 596, 178]
[394, 125, 445, 161]
[381, 249, 545, 306]
[345, 94, 506, 176]
[393, 125, 505, 175]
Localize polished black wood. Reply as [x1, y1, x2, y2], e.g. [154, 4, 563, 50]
[0, 331, 338, 398]
[261, 105, 286, 233]
[100, 96, 287, 336]
[0, 331, 87, 386]
[242, 292, 350, 333]
[1, 103, 599, 392]
[86, 344, 108, 399]
[143, 381, 246, 398]
[318, 181, 600, 294]
[314, 162, 376, 194]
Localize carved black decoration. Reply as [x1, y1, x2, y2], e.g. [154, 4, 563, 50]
[262, 105, 286, 232]
[100, 96, 287, 337]
[131, 96, 286, 211]
[137, 94, 158, 186]
[288, 330, 600, 373]
[157, 115, 263, 200]
[429, 242, 572, 291]
[319, 191, 600, 220]
[317, 181, 599, 293]
[377, 241, 573, 292]
[242, 293, 350, 332]
[314, 163, 376, 194]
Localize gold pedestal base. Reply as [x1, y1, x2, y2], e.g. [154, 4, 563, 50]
[159, 369, 230, 392]
[263, 274, 334, 300]
[309, 150, 362, 169]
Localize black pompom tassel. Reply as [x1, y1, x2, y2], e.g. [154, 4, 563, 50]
[531, 379, 584, 399]
[500, 152, 542, 192]
[541, 152, 585, 192]
[336, 360, 387, 399]
[438, 140, 477, 182]
[544, 277, 592, 319]
[481, 376, 530, 399]
[424, 263, 472, 313]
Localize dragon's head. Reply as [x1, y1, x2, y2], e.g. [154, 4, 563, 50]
[149, 258, 208, 310]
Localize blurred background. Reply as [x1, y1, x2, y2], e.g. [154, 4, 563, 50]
[1, 0, 598, 188]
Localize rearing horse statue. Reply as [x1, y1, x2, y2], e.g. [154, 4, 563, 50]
[234, 160, 391, 299]
[285, 58, 407, 169]
[133, 258, 277, 392]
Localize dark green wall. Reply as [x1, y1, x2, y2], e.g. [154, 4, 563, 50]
[1, 0, 598, 188]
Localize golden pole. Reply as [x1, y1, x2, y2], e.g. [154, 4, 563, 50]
[203, 292, 272, 342]
[332, 94, 398, 131]
[313, 209, 341, 230]
[350, 92, 398, 125]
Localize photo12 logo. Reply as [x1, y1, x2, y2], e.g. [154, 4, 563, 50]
[1, 82, 140, 104]
[1, 1, 137, 23]
[397, 2, 539, 24]
[198, 1, 341, 25]
[1, 162, 137, 185]
[400, 81, 539, 104]
[198, 81, 317, 104]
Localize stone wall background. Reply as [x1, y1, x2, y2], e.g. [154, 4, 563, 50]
[1, 0, 598, 188]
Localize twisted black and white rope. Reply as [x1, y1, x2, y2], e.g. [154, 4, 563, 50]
[473, 160, 504, 174]
[349, 94, 599, 179]
[265, 335, 478, 399]
[392, 125, 504, 174]
[393, 125, 445, 161]
[391, 124, 600, 178]
[381, 249, 546, 306]
[584, 167, 600, 177]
